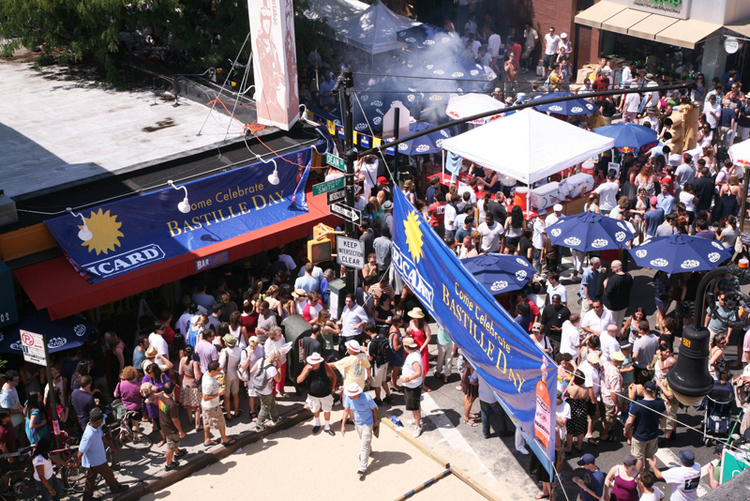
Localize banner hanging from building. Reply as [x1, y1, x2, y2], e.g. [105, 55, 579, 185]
[248, 0, 300, 130]
[45, 149, 313, 284]
[392, 188, 557, 474]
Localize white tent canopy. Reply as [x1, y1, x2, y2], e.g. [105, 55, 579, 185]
[328, 3, 420, 55]
[440, 109, 615, 186]
[729, 139, 750, 165]
[304, 0, 368, 22]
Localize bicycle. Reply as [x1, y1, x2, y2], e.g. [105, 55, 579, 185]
[0, 447, 39, 501]
[109, 410, 153, 451]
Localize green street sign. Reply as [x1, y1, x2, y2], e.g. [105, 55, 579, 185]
[326, 153, 346, 172]
[313, 176, 345, 196]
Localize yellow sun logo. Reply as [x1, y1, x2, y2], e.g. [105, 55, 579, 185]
[404, 211, 424, 263]
[81, 209, 124, 255]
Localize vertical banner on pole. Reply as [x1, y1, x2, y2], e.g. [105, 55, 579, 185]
[248, 0, 299, 130]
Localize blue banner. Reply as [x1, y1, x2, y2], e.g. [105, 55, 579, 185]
[45, 148, 315, 283]
[392, 188, 557, 474]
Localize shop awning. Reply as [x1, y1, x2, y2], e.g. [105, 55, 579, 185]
[601, 9, 650, 35]
[574, 1, 625, 29]
[654, 18, 721, 49]
[628, 14, 679, 41]
[574, 3, 721, 49]
[726, 24, 750, 38]
[14, 191, 338, 320]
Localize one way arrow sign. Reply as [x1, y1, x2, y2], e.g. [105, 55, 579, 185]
[329, 203, 362, 225]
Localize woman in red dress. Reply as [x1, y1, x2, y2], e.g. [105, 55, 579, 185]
[407, 307, 432, 391]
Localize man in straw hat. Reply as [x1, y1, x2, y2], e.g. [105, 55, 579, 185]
[297, 353, 337, 436]
[333, 339, 371, 403]
[341, 382, 379, 477]
[141, 346, 173, 375]
[219, 334, 242, 420]
[400, 337, 424, 438]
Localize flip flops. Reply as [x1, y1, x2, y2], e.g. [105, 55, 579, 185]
[221, 438, 237, 447]
[203, 440, 219, 447]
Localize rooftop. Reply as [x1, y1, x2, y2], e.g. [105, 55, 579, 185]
[0, 57, 245, 201]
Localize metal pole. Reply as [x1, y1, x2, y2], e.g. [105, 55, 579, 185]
[394, 107, 401, 185]
[741, 166, 749, 234]
[336, 68, 357, 294]
[43, 335, 60, 449]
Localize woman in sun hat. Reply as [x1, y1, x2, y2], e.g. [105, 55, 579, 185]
[407, 307, 431, 391]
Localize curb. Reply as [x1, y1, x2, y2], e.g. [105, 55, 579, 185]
[380, 417, 498, 501]
[115, 408, 312, 501]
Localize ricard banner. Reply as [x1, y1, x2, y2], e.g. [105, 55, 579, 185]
[45, 149, 313, 283]
[392, 188, 557, 474]
[630, 0, 690, 20]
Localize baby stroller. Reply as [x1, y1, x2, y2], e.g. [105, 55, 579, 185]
[703, 380, 735, 446]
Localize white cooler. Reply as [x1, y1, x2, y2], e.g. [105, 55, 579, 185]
[558, 173, 595, 200]
[530, 182, 560, 210]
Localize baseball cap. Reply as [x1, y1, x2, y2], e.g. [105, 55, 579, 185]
[377, 176, 389, 185]
[553, 204, 563, 212]
[678, 449, 696, 466]
[611, 352, 625, 362]
[577, 453, 596, 466]
[644, 380, 657, 392]
[623, 454, 637, 466]
[89, 407, 104, 422]
[650, 196, 658, 206]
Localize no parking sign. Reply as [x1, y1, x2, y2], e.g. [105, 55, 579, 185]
[20, 329, 46, 366]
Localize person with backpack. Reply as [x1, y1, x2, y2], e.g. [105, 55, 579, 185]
[239, 336, 265, 421]
[251, 350, 283, 432]
[365, 323, 393, 405]
[296, 353, 336, 436]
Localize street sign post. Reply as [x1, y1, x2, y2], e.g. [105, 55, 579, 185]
[20, 329, 46, 366]
[313, 176, 345, 196]
[330, 203, 362, 225]
[336, 236, 365, 269]
[326, 153, 346, 172]
[326, 188, 346, 205]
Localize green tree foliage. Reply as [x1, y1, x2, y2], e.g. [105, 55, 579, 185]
[0, 0, 331, 82]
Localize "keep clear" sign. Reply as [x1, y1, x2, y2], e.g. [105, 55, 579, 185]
[336, 236, 365, 270]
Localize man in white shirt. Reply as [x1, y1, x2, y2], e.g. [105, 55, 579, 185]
[581, 301, 614, 338]
[560, 315, 582, 359]
[477, 213, 504, 253]
[338, 294, 369, 357]
[521, 23, 538, 73]
[464, 15, 477, 36]
[595, 170, 620, 212]
[621, 82, 641, 123]
[621, 62, 634, 88]
[546, 272, 567, 305]
[705, 94, 721, 132]
[599, 324, 622, 364]
[532, 214, 545, 272]
[648, 449, 701, 501]
[543, 26, 560, 78]
[444, 193, 458, 243]
[148, 324, 170, 358]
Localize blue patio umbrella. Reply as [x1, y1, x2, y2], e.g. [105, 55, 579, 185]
[532, 91, 597, 116]
[397, 24, 461, 49]
[593, 123, 659, 154]
[546, 212, 635, 252]
[389, 121, 451, 156]
[631, 234, 733, 273]
[0, 310, 96, 354]
[460, 253, 534, 294]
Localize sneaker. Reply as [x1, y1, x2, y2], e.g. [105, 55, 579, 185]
[517, 445, 529, 455]
[383, 395, 393, 404]
[165, 461, 180, 472]
[175, 449, 188, 459]
[374, 398, 383, 406]
[413, 426, 422, 438]
[357, 469, 366, 477]
[324, 428, 335, 436]
[116, 484, 130, 494]
[271, 418, 283, 426]
[255, 423, 267, 432]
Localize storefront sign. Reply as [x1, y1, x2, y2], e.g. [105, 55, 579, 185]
[45, 149, 313, 283]
[629, 0, 691, 20]
[392, 188, 557, 476]
[0, 260, 18, 329]
[247, 0, 299, 130]
[336, 236, 365, 269]
[20, 330, 46, 366]
[725, 36, 740, 54]
[195, 251, 229, 272]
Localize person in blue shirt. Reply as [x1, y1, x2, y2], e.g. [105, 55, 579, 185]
[573, 453, 604, 501]
[579, 257, 601, 318]
[76, 407, 128, 500]
[341, 383, 379, 477]
[643, 197, 664, 238]
[656, 183, 674, 215]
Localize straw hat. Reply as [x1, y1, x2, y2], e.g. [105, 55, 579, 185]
[145, 347, 158, 358]
[223, 334, 237, 348]
[403, 337, 418, 349]
[408, 307, 425, 319]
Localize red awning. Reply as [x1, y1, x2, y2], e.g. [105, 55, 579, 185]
[15, 193, 337, 320]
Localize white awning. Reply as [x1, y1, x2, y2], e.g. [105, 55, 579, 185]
[574, 1, 625, 29]
[628, 14, 679, 41]
[601, 9, 650, 35]
[654, 19, 722, 49]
